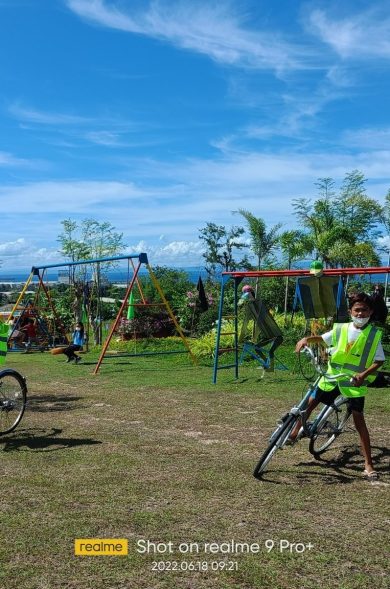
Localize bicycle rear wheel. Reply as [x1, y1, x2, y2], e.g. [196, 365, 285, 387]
[0, 369, 27, 435]
[253, 414, 298, 479]
[309, 397, 351, 456]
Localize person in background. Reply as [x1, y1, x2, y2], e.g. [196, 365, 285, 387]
[371, 284, 388, 325]
[63, 322, 85, 364]
[8, 317, 25, 349]
[21, 318, 38, 352]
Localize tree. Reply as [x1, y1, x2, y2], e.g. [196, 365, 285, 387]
[327, 242, 380, 268]
[378, 189, 390, 297]
[235, 209, 282, 271]
[198, 223, 249, 278]
[293, 172, 382, 268]
[234, 209, 282, 305]
[279, 229, 310, 319]
[335, 170, 382, 241]
[57, 219, 92, 327]
[58, 218, 125, 343]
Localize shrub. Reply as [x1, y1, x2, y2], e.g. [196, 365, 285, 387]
[196, 308, 219, 335]
[116, 314, 175, 339]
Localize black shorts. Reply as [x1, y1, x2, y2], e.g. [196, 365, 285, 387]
[314, 386, 365, 413]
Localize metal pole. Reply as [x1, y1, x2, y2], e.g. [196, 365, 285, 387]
[31, 253, 147, 272]
[6, 271, 34, 322]
[147, 264, 197, 365]
[384, 250, 390, 301]
[94, 261, 143, 374]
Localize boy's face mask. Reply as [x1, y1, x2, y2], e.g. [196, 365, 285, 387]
[352, 316, 370, 328]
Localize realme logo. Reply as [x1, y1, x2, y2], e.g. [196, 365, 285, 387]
[75, 538, 128, 556]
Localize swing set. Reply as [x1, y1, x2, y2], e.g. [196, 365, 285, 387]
[7, 253, 196, 373]
[213, 266, 390, 383]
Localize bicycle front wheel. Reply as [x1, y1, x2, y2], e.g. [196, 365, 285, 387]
[0, 369, 27, 435]
[309, 397, 351, 457]
[253, 414, 298, 479]
[298, 344, 328, 381]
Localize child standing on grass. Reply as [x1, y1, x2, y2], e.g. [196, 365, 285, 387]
[63, 322, 85, 364]
[294, 292, 384, 480]
[21, 318, 38, 352]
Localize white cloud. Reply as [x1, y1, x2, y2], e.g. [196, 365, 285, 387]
[66, 0, 315, 73]
[0, 238, 30, 255]
[307, 7, 390, 59]
[342, 127, 390, 150]
[8, 103, 152, 150]
[85, 131, 124, 146]
[0, 238, 63, 270]
[0, 151, 32, 167]
[0, 237, 204, 270]
[1, 145, 390, 271]
[377, 236, 390, 253]
[8, 103, 92, 125]
[0, 180, 144, 213]
[160, 240, 204, 256]
[224, 74, 347, 141]
[124, 239, 204, 266]
[326, 65, 355, 88]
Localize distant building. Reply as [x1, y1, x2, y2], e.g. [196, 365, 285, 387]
[58, 270, 71, 284]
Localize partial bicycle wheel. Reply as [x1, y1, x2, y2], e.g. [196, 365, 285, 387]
[298, 344, 328, 381]
[0, 369, 27, 435]
[309, 397, 351, 457]
[253, 414, 298, 478]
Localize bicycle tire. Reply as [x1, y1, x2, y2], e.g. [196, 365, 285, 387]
[253, 414, 298, 479]
[0, 369, 27, 435]
[297, 349, 316, 380]
[309, 397, 351, 457]
[298, 344, 328, 381]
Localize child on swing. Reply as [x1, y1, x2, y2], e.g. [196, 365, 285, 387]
[63, 322, 85, 364]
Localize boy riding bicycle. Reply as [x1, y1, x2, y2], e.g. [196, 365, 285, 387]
[294, 292, 384, 480]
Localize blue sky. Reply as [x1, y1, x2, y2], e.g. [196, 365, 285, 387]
[1, 0, 390, 271]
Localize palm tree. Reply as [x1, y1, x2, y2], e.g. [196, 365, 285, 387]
[236, 209, 282, 273]
[234, 209, 282, 312]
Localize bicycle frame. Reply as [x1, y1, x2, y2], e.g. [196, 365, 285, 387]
[291, 375, 348, 439]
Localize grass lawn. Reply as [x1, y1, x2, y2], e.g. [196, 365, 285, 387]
[0, 349, 389, 589]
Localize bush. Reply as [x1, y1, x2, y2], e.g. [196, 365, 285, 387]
[98, 336, 186, 354]
[196, 308, 219, 335]
[116, 314, 175, 339]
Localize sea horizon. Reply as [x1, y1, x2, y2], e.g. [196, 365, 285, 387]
[0, 266, 210, 286]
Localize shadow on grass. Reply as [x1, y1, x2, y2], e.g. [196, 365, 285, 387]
[253, 446, 389, 485]
[93, 362, 200, 372]
[27, 394, 87, 413]
[295, 445, 390, 483]
[1, 427, 102, 453]
[256, 469, 354, 485]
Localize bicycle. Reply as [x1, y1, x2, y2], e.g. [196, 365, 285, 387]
[0, 368, 28, 435]
[253, 347, 353, 479]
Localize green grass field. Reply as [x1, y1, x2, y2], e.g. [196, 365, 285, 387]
[1, 350, 389, 589]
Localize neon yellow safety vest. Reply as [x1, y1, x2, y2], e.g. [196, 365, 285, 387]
[319, 323, 382, 398]
[0, 321, 8, 365]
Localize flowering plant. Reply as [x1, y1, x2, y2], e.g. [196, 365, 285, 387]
[116, 313, 174, 338]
